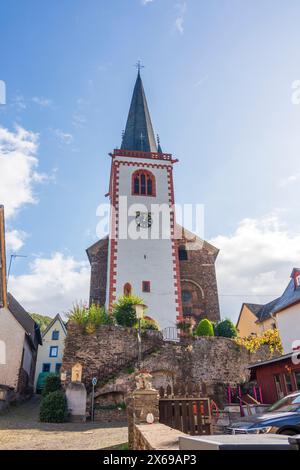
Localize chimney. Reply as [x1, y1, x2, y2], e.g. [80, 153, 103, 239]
[291, 268, 300, 289]
[0, 205, 7, 308]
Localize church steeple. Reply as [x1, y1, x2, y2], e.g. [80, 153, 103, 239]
[121, 70, 157, 153]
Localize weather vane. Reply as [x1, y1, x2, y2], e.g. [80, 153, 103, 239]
[134, 60, 145, 73]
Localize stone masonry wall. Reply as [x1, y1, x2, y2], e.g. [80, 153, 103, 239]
[62, 323, 163, 390]
[62, 324, 273, 407]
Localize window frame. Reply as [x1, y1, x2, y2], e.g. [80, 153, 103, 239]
[178, 245, 188, 261]
[131, 170, 156, 197]
[42, 363, 51, 373]
[142, 281, 151, 293]
[283, 373, 294, 394]
[52, 330, 59, 341]
[49, 346, 58, 358]
[123, 283, 132, 296]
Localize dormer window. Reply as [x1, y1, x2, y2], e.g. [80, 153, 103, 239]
[296, 275, 300, 288]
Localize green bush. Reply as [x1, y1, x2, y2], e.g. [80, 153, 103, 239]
[194, 319, 214, 337]
[67, 302, 88, 327]
[140, 316, 160, 331]
[39, 391, 68, 423]
[113, 295, 144, 328]
[42, 373, 61, 397]
[176, 321, 191, 334]
[67, 302, 113, 333]
[214, 319, 237, 338]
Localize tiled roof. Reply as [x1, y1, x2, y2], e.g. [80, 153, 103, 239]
[273, 278, 300, 314]
[246, 267, 300, 322]
[244, 303, 263, 318]
[256, 297, 281, 322]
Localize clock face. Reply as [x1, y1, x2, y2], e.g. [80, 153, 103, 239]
[136, 211, 152, 228]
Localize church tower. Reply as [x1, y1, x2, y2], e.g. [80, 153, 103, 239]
[106, 70, 183, 330]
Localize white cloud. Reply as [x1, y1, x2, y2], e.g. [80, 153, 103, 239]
[32, 96, 53, 108]
[6, 229, 27, 252]
[0, 125, 47, 218]
[10, 252, 90, 316]
[279, 172, 300, 187]
[12, 94, 26, 111]
[141, 0, 154, 4]
[210, 214, 300, 322]
[175, 1, 187, 35]
[53, 129, 74, 145]
[72, 112, 86, 128]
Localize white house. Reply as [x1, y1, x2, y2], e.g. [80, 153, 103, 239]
[273, 268, 300, 354]
[34, 314, 67, 390]
[0, 294, 42, 394]
[0, 205, 42, 396]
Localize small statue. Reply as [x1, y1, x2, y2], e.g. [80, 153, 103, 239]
[135, 371, 154, 391]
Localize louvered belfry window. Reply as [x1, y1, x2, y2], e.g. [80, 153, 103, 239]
[132, 170, 156, 196]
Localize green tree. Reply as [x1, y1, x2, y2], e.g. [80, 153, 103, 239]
[39, 391, 68, 423]
[42, 373, 61, 397]
[194, 318, 214, 337]
[113, 295, 144, 328]
[30, 313, 52, 332]
[214, 319, 237, 338]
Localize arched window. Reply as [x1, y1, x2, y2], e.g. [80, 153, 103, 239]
[131, 170, 156, 196]
[123, 283, 132, 297]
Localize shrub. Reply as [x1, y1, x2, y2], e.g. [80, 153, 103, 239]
[235, 328, 283, 354]
[86, 304, 113, 333]
[140, 316, 160, 331]
[113, 295, 144, 328]
[214, 319, 237, 338]
[176, 321, 191, 334]
[42, 373, 61, 397]
[194, 319, 214, 337]
[39, 391, 68, 423]
[67, 302, 113, 333]
[67, 302, 88, 327]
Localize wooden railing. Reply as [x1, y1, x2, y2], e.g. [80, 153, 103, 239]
[159, 398, 212, 436]
[158, 382, 212, 435]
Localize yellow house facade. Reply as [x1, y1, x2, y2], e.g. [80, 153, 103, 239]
[236, 301, 277, 338]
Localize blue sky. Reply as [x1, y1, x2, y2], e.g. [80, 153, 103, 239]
[1, 0, 300, 319]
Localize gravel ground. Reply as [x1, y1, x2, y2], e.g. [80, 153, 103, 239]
[0, 396, 128, 450]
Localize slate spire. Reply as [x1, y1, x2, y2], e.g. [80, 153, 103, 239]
[121, 71, 157, 153]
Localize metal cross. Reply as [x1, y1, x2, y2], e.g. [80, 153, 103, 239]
[134, 60, 145, 73]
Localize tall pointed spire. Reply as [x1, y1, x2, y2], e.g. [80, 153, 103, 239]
[121, 70, 157, 153]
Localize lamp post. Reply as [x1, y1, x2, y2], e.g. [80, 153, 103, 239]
[135, 303, 147, 370]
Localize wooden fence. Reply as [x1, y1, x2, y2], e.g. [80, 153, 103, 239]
[159, 383, 212, 435]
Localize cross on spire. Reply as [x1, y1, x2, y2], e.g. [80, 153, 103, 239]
[121, 65, 157, 152]
[134, 60, 145, 74]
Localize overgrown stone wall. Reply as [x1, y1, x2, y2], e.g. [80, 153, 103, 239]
[61, 323, 163, 390]
[62, 324, 275, 406]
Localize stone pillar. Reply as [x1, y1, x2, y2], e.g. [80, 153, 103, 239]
[127, 372, 159, 450]
[66, 382, 87, 422]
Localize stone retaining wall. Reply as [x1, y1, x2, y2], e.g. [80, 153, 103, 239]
[94, 408, 127, 423]
[133, 423, 185, 450]
[62, 324, 276, 406]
